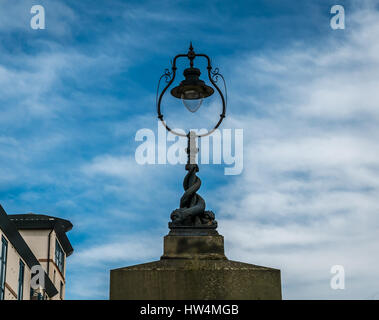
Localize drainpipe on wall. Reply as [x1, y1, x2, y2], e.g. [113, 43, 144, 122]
[47, 228, 53, 277]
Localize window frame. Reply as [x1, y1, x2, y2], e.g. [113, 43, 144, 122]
[60, 281, 64, 300]
[55, 239, 65, 274]
[17, 259, 25, 300]
[0, 236, 8, 300]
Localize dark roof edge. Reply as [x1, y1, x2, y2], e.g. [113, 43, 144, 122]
[8, 215, 74, 257]
[54, 223, 74, 257]
[0, 205, 58, 298]
[8, 214, 73, 232]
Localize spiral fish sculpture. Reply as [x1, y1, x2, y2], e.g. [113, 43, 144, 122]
[170, 163, 217, 228]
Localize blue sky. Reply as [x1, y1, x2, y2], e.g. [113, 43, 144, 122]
[1, 0, 379, 299]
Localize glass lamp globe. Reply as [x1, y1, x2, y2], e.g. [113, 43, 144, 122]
[171, 67, 214, 113]
[181, 90, 204, 113]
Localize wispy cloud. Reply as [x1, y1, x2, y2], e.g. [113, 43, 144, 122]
[213, 1, 379, 299]
[1, 0, 379, 300]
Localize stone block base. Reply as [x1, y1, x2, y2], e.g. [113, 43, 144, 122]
[161, 234, 226, 260]
[110, 231, 282, 300]
[110, 258, 281, 300]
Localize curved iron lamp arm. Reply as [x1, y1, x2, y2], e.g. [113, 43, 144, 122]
[156, 51, 227, 138]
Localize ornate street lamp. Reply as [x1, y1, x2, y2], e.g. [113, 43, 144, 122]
[156, 43, 227, 232]
[110, 44, 281, 301]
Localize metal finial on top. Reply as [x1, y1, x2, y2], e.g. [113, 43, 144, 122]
[188, 42, 195, 67]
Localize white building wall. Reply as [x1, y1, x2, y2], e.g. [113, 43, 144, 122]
[1, 227, 68, 300]
[0, 230, 32, 300]
[18, 229, 66, 300]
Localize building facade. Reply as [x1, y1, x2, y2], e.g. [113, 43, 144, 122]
[0, 205, 73, 300]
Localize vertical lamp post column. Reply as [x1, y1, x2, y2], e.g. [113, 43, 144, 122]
[156, 43, 227, 234]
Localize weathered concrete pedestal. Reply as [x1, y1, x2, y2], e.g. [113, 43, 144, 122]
[110, 229, 282, 300]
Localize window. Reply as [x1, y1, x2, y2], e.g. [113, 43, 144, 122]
[0, 236, 8, 300]
[60, 281, 64, 300]
[18, 260, 25, 300]
[55, 239, 65, 274]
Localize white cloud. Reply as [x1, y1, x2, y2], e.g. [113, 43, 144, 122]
[82, 155, 139, 178]
[0, 1, 77, 37]
[213, 3, 379, 299]
[71, 234, 161, 267]
[2, 0, 379, 300]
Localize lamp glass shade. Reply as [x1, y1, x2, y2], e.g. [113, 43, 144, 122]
[181, 90, 204, 113]
[170, 67, 214, 113]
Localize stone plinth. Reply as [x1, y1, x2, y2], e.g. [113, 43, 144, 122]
[161, 234, 226, 260]
[110, 230, 282, 300]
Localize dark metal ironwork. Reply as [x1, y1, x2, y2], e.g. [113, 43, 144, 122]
[169, 132, 217, 229]
[156, 43, 227, 138]
[156, 44, 227, 230]
[170, 67, 214, 100]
